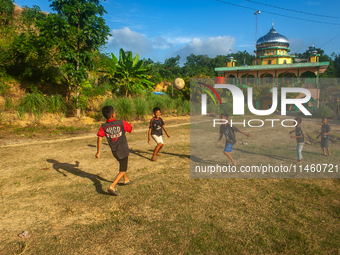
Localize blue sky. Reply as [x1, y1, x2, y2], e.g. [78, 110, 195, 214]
[14, 0, 340, 64]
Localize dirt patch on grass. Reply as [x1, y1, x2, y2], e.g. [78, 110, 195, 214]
[1, 115, 340, 254]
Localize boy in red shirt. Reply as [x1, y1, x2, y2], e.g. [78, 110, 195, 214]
[96, 106, 134, 196]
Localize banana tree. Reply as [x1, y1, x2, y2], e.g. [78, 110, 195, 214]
[109, 48, 153, 97]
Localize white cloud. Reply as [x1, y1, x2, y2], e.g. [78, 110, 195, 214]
[166, 37, 192, 45]
[289, 38, 308, 53]
[106, 28, 237, 63]
[107, 27, 173, 54]
[174, 36, 236, 58]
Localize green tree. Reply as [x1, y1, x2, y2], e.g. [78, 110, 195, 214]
[0, 0, 14, 26]
[333, 54, 340, 78]
[182, 54, 213, 77]
[159, 55, 181, 79]
[109, 48, 153, 97]
[20, 5, 47, 28]
[40, 0, 110, 117]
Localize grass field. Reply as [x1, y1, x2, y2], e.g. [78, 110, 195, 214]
[1, 115, 340, 254]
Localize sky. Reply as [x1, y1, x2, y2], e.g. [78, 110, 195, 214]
[14, 0, 340, 64]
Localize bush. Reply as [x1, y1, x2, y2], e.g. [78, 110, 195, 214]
[151, 95, 167, 114]
[0, 83, 10, 96]
[19, 92, 47, 118]
[164, 96, 175, 114]
[317, 105, 333, 118]
[47, 95, 66, 114]
[116, 97, 133, 121]
[175, 99, 190, 116]
[182, 100, 190, 115]
[190, 102, 200, 115]
[134, 97, 147, 120]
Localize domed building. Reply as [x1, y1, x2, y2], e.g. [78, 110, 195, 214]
[215, 24, 330, 112]
[252, 25, 294, 66]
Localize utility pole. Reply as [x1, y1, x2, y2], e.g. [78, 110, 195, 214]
[254, 10, 261, 58]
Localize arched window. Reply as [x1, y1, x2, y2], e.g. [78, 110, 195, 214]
[268, 60, 272, 65]
[246, 75, 255, 84]
[263, 74, 274, 84]
[226, 74, 236, 84]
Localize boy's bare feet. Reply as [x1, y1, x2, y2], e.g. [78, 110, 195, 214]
[156, 153, 162, 156]
[151, 157, 157, 161]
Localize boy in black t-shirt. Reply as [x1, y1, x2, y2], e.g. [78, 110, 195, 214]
[96, 106, 134, 196]
[148, 107, 170, 161]
[289, 117, 304, 164]
[317, 117, 331, 156]
[215, 113, 251, 166]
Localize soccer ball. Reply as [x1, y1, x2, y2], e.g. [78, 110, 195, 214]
[173, 78, 185, 90]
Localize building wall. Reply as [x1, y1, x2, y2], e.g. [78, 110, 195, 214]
[308, 56, 319, 63]
[262, 58, 277, 65]
[278, 58, 292, 64]
[224, 67, 319, 81]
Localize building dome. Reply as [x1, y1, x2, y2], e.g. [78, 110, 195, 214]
[227, 54, 234, 60]
[256, 26, 289, 47]
[309, 48, 318, 54]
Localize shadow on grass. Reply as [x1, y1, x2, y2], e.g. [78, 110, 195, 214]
[233, 148, 293, 162]
[130, 149, 153, 161]
[87, 142, 109, 148]
[147, 149, 190, 159]
[46, 159, 111, 195]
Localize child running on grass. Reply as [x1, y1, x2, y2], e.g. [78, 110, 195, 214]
[317, 117, 331, 156]
[95, 106, 134, 196]
[148, 107, 170, 161]
[215, 113, 251, 166]
[289, 117, 304, 164]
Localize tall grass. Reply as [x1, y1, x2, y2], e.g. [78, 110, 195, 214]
[148, 95, 167, 114]
[101, 97, 116, 109]
[317, 105, 333, 117]
[47, 95, 66, 114]
[4, 96, 13, 110]
[16, 105, 26, 120]
[116, 97, 133, 121]
[19, 92, 47, 118]
[0, 110, 5, 124]
[134, 97, 147, 120]
[164, 96, 175, 114]
[175, 99, 190, 116]
[190, 103, 200, 115]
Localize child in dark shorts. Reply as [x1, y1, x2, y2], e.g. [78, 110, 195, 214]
[317, 117, 331, 156]
[215, 113, 251, 166]
[96, 106, 134, 196]
[148, 107, 170, 161]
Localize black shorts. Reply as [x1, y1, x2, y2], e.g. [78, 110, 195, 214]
[321, 138, 329, 148]
[113, 154, 128, 172]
